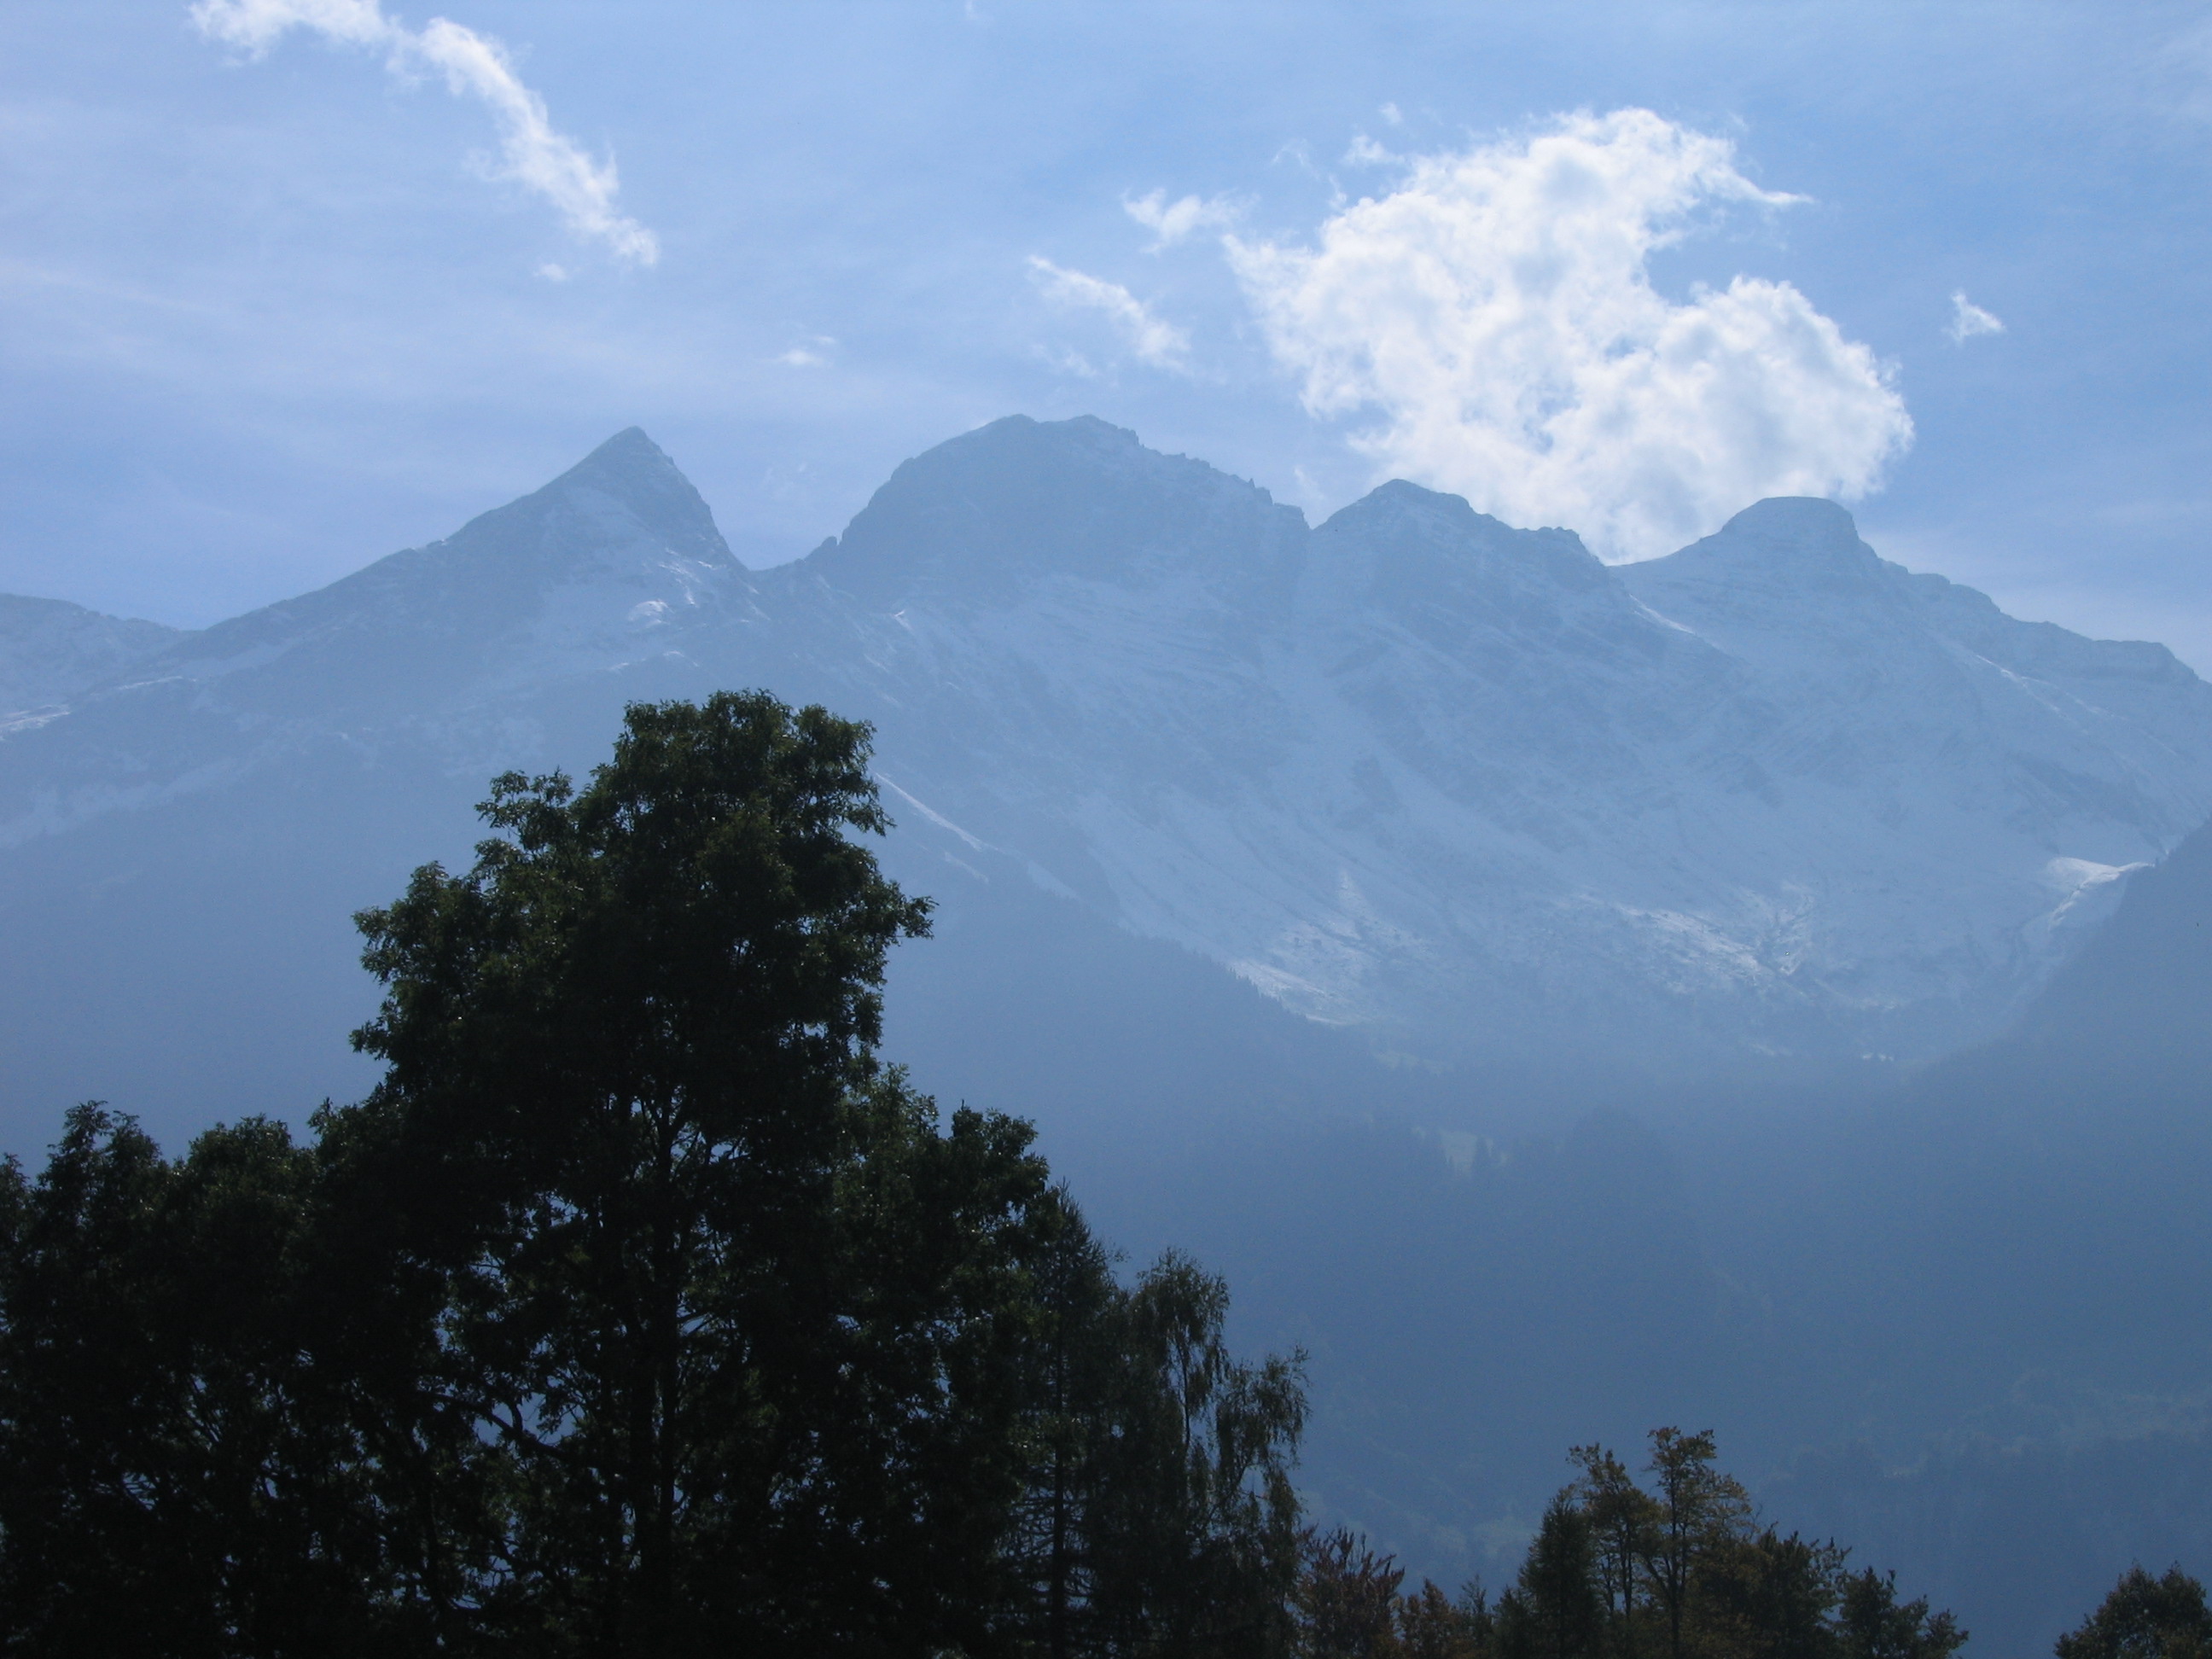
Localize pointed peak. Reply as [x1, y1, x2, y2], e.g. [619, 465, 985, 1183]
[558, 426, 682, 491]
[480, 427, 738, 570]
[586, 424, 661, 459]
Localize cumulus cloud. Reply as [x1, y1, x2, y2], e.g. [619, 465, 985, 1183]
[1947, 290, 2005, 342]
[190, 0, 658, 265]
[1123, 189, 1238, 251]
[1226, 108, 1912, 560]
[1027, 256, 1189, 368]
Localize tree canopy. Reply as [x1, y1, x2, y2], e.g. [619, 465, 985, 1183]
[0, 693, 1306, 1657]
[0, 691, 1988, 1659]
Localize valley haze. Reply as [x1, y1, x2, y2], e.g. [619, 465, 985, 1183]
[5, 416, 2212, 1655]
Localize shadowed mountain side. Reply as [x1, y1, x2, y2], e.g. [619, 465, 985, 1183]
[1767, 1435, 2212, 1659]
[1922, 813, 2212, 1107]
[1639, 818, 2212, 1657]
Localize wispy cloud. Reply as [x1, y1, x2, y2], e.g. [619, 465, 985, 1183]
[1122, 189, 1237, 251]
[1027, 256, 1188, 369]
[773, 335, 835, 368]
[189, 0, 658, 265]
[1227, 108, 1910, 560]
[1947, 290, 2005, 343]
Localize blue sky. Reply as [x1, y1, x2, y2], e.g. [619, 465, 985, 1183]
[7, 2, 2212, 665]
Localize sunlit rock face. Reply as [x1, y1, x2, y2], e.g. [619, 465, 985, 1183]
[745, 417, 2212, 1063]
[4, 415, 2211, 1126]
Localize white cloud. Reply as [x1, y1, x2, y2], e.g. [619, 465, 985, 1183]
[1343, 132, 1400, 168]
[1225, 108, 1912, 560]
[1027, 256, 1189, 368]
[1947, 290, 2005, 342]
[1123, 189, 1237, 251]
[190, 0, 658, 265]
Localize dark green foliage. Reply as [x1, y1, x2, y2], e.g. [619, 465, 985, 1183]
[0, 693, 1307, 1657]
[1277, 1433, 1959, 1659]
[1396, 1581, 1491, 1659]
[1499, 1498, 1601, 1659]
[0, 1107, 410, 1655]
[1002, 1199, 1307, 1659]
[2055, 1567, 2212, 1659]
[1571, 1444, 1658, 1659]
[1697, 1531, 1848, 1659]
[332, 690, 1048, 1652]
[1645, 1429, 1754, 1659]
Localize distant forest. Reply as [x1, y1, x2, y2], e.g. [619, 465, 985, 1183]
[0, 691, 2186, 1656]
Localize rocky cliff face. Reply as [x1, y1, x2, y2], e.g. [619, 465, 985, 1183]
[742, 416, 2212, 1062]
[5, 416, 2210, 1130]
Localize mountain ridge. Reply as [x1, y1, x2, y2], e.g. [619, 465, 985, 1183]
[3, 414, 2209, 1123]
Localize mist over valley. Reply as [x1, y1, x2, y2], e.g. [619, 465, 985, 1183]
[3, 418, 2209, 1650]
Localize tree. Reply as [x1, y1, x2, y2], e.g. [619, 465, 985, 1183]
[2054, 1567, 2209, 1659]
[0, 1107, 417, 1655]
[1295, 1529, 1406, 1658]
[1571, 1444, 1658, 1659]
[1499, 1497, 1600, 1659]
[1643, 1429, 1752, 1659]
[1080, 1252, 1307, 1658]
[1396, 1581, 1489, 1659]
[1006, 1188, 1126, 1659]
[334, 691, 1053, 1653]
[1695, 1530, 1848, 1659]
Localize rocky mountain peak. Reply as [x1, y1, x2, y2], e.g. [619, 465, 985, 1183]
[1633, 496, 1887, 602]
[810, 415, 1302, 608]
[451, 426, 739, 574]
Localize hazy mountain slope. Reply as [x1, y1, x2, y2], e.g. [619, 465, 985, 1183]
[0, 429, 760, 1130]
[0, 595, 178, 721]
[7, 416, 2212, 1138]
[746, 416, 2212, 1063]
[5, 419, 2212, 1655]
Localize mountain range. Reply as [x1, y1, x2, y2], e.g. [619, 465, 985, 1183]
[8, 415, 2212, 1652]
[6, 414, 2210, 1133]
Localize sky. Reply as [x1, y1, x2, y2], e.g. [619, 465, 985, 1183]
[7, 2, 2212, 667]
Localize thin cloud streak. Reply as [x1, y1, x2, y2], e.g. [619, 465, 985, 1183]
[1027, 256, 1189, 369]
[190, 0, 658, 265]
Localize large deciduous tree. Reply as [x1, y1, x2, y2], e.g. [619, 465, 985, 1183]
[0, 692, 1312, 1657]
[337, 690, 1053, 1653]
